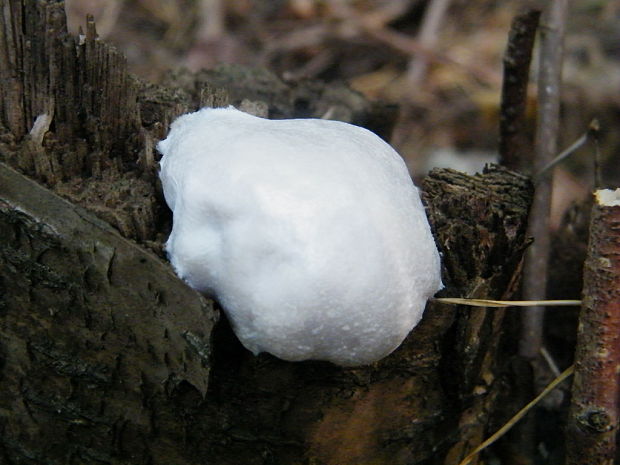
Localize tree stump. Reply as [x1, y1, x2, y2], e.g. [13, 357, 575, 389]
[0, 1, 533, 464]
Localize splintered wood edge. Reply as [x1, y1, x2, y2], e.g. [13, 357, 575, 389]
[595, 188, 620, 207]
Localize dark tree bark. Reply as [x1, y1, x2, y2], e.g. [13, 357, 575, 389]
[498, 8, 540, 171]
[0, 1, 533, 464]
[0, 161, 216, 464]
[565, 189, 620, 465]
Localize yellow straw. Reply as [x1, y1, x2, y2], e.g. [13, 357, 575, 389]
[433, 298, 581, 308]
[458, 365, 575, 465]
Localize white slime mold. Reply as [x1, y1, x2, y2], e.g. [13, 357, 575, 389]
[158, 106, 442, 366]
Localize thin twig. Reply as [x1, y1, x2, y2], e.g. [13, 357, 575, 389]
[540, 346, 561, 377]
[433, 298, 581, 307]
[534, 119, 599, 182]
[458, 365, 575, 465]
[519, 0, 569, 360]
[365, 25, 501, 86]
[195, 0, 225, 41]
[407, 0, 452, 87]
[593, 123, 603, 189]
[330, 2, 501, 87]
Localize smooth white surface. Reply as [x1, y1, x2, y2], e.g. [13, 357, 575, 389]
[158, 107, 442, 366]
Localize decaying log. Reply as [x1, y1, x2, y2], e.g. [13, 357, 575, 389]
[0, 0, 396, 248]
[0, 1, 534, 464]
[0, 161, 216, 463]
[423, 167, 533, 464]
[0, 164, 532, 465]
[566, 189, 620, 465]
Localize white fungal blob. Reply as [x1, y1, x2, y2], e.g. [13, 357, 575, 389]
[158, 106, 442, 366]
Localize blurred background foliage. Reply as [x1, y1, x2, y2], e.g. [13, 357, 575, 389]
[65, 0, 620, 226]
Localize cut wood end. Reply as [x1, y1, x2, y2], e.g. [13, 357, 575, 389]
[595, 188, 620, 207]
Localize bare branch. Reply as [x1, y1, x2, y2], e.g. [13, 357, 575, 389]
[406, 0, 453, 87]
[534, 119, 599, 182]
[498, 8, 541, 170]
[519, 0, 569, 360]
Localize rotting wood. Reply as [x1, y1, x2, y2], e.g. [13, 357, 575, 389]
[0, 1, 534, 464]
[565, 189, 620, 465]
[422, 166, 534, 464]
[0, 161, 217, 463]
[187, 166, 533, 465]
[0, 0, 396, 248]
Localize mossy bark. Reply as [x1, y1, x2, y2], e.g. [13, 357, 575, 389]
[0, 1, 533, 464]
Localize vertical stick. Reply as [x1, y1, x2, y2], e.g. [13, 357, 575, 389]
[519, 0, 569, 359]
[406, 0, 452, 87]
[498, 8, 541, 171]
[566, 189, 620, 465]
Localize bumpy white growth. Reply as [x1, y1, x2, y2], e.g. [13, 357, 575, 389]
[158, 107, 442, 366]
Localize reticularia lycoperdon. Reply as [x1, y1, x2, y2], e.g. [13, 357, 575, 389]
[158, 106, 442, 366]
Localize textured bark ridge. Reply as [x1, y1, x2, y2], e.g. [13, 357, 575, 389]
[422, 167, 533, 463]
[0, 162, 216, 464]
[0, 1, 533, 464]
[565, 190, 620, 465]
